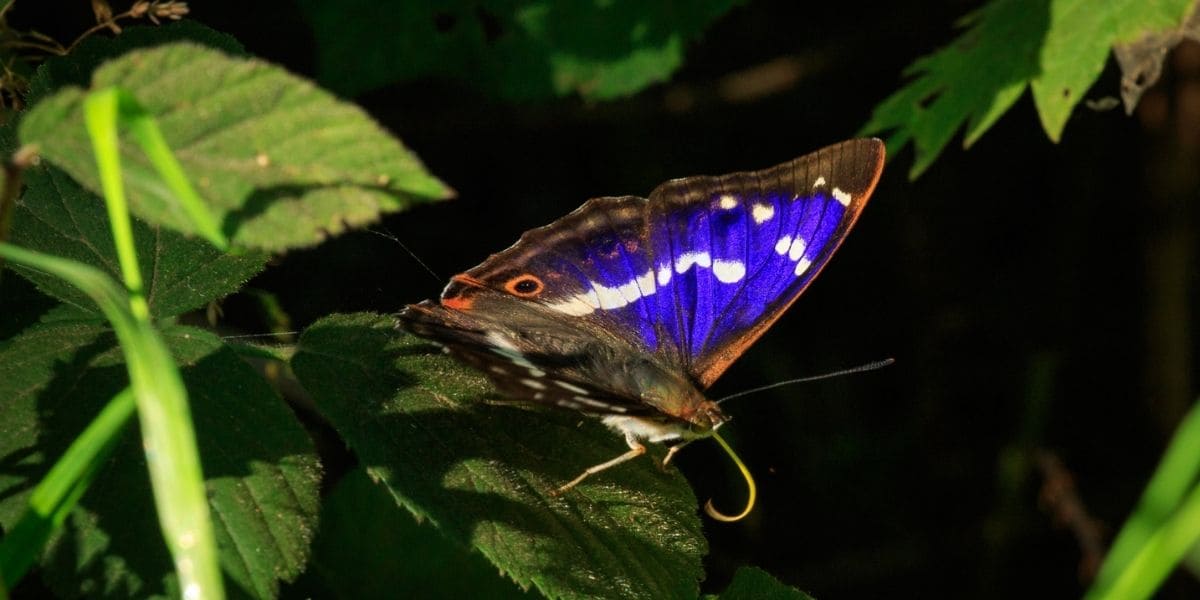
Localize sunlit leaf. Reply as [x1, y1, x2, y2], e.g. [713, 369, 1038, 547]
[862, 0, 1194, 179]
[20, 37, 452, 251]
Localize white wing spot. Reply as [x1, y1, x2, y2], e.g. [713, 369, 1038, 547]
[718, 194, 738, 209]
[555, 380, 589, 394]
[712, 259, 746, 283]
[813, 176, 827, 188]
[527, 368, 545, 378]
[788, 237, 807, 261]
[486, 332, 537, 368]
[794, 257, 813, 277]
[617, 279, 643, 303]
[774, 235, 792, 255]
[751, 203, 774, 224]
[674, 251, 712, 274]
[546, 290, 599, 316]
[573, 395, 615, 409]
[594, 283, 630, 309]
[636, 269, 656, 295]
[490, 366, 508, 375]
[520, 378, 547, 390]
[833, 187, 852, 206]
[547, 271, 661, 315]
[657, 265, 673, 286]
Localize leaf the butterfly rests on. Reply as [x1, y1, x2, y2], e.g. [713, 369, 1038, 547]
[399, 138, 885, 507]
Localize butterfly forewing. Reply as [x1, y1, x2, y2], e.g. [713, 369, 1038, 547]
[647, 139, 885, 386]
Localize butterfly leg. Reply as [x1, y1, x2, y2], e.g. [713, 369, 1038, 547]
[660, 440, 694, 471]
[552, 433, 646, 496]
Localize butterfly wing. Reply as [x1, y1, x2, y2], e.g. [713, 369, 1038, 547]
[402, 298, 667, 417]
[645, 138, 885, 386]
[399, 195, 707, 420]
[399, 138, 883, 413]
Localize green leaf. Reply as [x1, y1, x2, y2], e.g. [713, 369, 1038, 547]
[0, 242, 223, 599]
[861, 0, 1194, 179]
[0, 274, 58, 340]
[291, 313, 706, 600]
[10, 164, 266, 319]
[0, 388, 135, 589]
[20, 41, 453, 251]
[309, 467, 531, 599]
[25, 22, 245, 107]
[298, 0, 741, 100]
[0, 323, 321, 598]
[713, 567, 814, 600]
[1086, 399, 1200, 600]
[1030, 0, 1192, 140]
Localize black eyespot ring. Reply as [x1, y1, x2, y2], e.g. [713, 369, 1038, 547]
[505, 274, 543, 297]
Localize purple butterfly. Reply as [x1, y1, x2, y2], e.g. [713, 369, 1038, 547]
[400, 139, 885, 520]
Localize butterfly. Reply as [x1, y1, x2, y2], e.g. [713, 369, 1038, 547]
[399, 138, 885, 520]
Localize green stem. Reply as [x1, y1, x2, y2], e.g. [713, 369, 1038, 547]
[0, 389, 136, 588]
[84, 88, 148, 319]
[1092, 482, 1200, 600]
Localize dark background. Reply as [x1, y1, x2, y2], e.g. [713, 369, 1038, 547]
[13, 1, 1200, 598]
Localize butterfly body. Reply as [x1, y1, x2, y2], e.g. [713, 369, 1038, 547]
[399, 138, 885, 497]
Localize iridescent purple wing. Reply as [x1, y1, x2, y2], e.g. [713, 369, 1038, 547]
[402, 139, 884, 401]
[646, 139, 884, 386]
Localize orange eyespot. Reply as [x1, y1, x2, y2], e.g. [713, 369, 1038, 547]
[504, 274, 543, 297]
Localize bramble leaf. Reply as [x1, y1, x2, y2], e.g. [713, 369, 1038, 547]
[291, 312, 706, 600]
[20, 37, 452, 251]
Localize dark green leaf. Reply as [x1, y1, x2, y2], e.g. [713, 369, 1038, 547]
[298, 0, 741, 100]
[25, 22, 245, 107]
[0, 323, 321, 598]
[310, 467, 532, 599]
[0, 273, 57, 340]
[714, 567, 814, 600]
[10, 164, 267, 319]
[291, 313, 706, 600]
[20, 42, 452, 251]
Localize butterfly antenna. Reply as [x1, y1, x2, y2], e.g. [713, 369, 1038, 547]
[705, 430, 757, 522]
[715, 358, 895, 405]
[367, 227, 443, 284]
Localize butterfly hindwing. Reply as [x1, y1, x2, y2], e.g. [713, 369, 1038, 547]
[401, 299, 662, 417]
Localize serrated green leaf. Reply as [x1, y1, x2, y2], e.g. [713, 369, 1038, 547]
[291, 313, 706, 600]
[298, 0, 741, 100]
[862, 0, 1194, 178]
[713, 567, 814, 600]
[310, 467, 531, 599]
[9, 164, 266, 319]
[19, 41, 452, 251]
[1030, 0, 1192, 140]
[860, 0, 1046, 179]
[0, 323, 321, 598]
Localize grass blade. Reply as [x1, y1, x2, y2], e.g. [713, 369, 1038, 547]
[0, 388, 136, 587]
[0, 244, 224, 600]
[1087, 400, 1200, 600]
